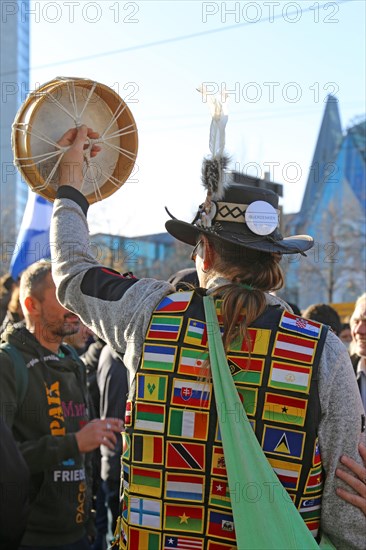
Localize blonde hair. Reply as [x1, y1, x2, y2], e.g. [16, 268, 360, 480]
[353, 293, 366, 312]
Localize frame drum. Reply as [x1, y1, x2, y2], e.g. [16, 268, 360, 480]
[12, 77, 138, 203]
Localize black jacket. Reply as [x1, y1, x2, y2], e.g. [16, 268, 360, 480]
[0, 418, 30, 550]
[0, 325, 92, 547]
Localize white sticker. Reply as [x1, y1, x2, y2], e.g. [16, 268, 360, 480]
[245, 201, 278, 236]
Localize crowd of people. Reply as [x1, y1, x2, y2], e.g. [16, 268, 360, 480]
[0, 125, 365, 549]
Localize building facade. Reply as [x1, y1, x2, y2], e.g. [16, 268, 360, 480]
[0, 0, 30, 256]
[90, 232, 179, 279]
[282, 98, 365, 311]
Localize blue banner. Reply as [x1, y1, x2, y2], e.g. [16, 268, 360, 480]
[10, 191, 53, 279]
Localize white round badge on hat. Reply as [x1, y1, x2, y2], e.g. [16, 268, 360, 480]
[245, 201, 279, 236]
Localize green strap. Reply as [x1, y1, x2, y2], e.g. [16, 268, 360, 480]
[203, 295, 323, 549]
[0, 343, 28, 404]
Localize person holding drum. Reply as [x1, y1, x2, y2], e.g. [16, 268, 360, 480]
[47, 121, 366, 549]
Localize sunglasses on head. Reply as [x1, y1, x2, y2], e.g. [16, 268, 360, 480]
[190, 240, 202, 261]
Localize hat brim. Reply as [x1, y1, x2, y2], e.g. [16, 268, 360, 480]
[165, 219, 314, 255]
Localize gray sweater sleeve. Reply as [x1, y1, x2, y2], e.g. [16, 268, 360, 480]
[51, 196, 174, 375]
[318, 331, 366, 549]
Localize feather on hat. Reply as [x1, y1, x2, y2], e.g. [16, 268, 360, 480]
[165, 86, 314, 256]
[196, 85, 230, 228]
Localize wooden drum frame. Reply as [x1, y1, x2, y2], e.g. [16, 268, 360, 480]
[12, 77, 138, 203]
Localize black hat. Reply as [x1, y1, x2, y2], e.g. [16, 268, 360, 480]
[166, 182, 313, 255]
[166, 89, 313, 255]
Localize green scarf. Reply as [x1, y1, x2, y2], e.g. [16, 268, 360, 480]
[203, 295, 334, 549]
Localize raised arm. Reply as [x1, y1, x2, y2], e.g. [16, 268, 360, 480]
[51, 126, 173, 369]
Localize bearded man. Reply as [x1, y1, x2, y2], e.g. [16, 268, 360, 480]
[0, 260, 122, 550]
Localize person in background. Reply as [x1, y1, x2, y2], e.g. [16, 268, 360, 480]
[0, 260, 122, 550]
[0, 418, 30, 549]
[0, 278, 23, 337]
[350, 293, 366, 411]
[339, 321, 352, 351]
[64, 321, 94, 353]
[97, 346, 129, 543]
[286, 302, 301, 316]
[0, 273, 17, 325]
[50, 125, 365, 549]
[65, 322, 108, 550]
[302, 302, 342, 336]
[64, 322, 105, 415]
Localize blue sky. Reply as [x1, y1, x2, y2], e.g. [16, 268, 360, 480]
[29, 0, 365, 236]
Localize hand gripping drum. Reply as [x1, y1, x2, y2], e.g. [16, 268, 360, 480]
[12, 77, 138, 203]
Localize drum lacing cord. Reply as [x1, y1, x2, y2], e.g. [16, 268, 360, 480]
[15, 79, 138, 198]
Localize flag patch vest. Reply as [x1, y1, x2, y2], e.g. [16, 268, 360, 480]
[118, 290, 327, 549]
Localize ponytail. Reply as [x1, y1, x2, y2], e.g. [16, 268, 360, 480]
[207, 238, 284, 351]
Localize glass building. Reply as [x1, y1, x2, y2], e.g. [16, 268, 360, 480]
[0, 0, 30, 260]
[282, 97, 365, 310]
